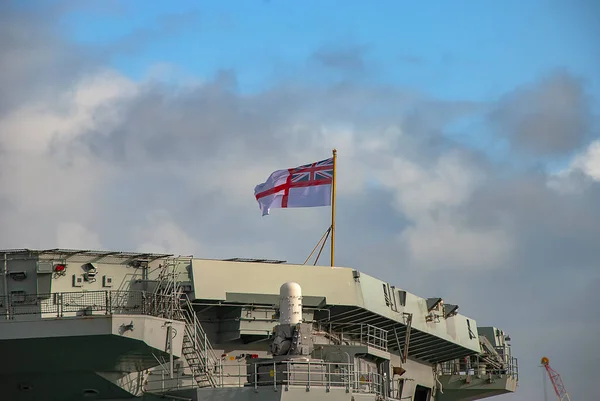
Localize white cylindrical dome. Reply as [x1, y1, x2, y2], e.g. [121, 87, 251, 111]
[279, 282, 303, 325]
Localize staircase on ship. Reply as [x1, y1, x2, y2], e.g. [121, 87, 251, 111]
[151, 257, 220, 388]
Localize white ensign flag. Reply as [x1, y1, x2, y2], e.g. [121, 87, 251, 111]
[254, 157, 334, 216]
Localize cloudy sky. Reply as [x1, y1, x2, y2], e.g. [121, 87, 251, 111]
[1, 0, 599, 399]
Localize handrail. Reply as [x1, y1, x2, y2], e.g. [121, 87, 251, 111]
[316, 321, 389, 351]
[181, 295, 220, 366]
[439, 353, 519, 380]
[149, 258, 220, 389]
[0, 290, 165, 319]
[175, 297, 220, 388]
[143, 359, 395, 397]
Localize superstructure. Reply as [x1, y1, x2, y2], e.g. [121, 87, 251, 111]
[0, 249, 518, 400]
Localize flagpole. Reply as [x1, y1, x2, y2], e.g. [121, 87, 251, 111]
[330, 148, 337, 267]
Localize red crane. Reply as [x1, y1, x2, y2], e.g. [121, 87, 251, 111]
[541, 356, 571, 401]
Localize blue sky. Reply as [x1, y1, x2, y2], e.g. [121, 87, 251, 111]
[55, 0, 599, 169]
[60, 0, 599, 100]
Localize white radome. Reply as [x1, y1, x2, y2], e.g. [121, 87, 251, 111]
[279, 282, 303, 325]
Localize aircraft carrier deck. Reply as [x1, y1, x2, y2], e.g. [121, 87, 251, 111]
[0, 249, 518, 401]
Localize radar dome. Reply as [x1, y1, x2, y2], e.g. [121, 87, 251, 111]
[279, 282, 303, 325]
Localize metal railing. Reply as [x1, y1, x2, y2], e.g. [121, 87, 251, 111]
[175, 295, 220, 387]
[439, 350, 519, 381]
[248, 360, 383, 394]
[0, 290, 174, 320]
[315, 322, 389, 351]
[149, 257, 220, 388]
[143, 360, 392, 397]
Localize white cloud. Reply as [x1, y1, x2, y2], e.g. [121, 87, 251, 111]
[56, 222, 102, 250]
[0, 64, 584, 276]
[375, 150, 484, 218]
[359, 149, 506, 270]
[571, 139, 600, 180]
[399, 217, 513, 270]
[547, 139, 600, 193]
[0, 71, 130, 248]
[133, 210, 203, 256]
[0, 69, 136, 153]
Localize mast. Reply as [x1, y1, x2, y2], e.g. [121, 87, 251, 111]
[330, 148, 337, 267]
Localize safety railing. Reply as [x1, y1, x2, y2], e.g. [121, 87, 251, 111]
[143, 360, 391, 397]
[315, 322, 388, 351]
[0, 290, 175, 320]
[248, 360, 385, 395]
[493, 345, 519, 380]
[439, 351, 519, 381]
[176, 294, 220, 388]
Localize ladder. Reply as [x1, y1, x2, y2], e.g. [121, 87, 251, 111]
[152, 258, 220, 388]
[175, 295, 220, 388]
[151, 258, 181, 318]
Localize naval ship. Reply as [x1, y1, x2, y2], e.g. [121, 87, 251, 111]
[0, 249, 518, 401]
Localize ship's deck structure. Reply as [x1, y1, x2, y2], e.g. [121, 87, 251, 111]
[0, 249, 518, 401]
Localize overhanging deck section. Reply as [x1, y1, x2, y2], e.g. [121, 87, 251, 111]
[189, 259, 482, 363]
[323, 305, 477, 364]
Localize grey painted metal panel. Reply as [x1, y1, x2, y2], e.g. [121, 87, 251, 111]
[0, 315, 186, 363]
[437, 375, 518, 401]
[2, 371, 139, 401]
[36, 272, 52, 295]
[189, 259, 481, 362]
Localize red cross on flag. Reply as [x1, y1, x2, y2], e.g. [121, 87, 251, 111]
[254, 157, 334, 216]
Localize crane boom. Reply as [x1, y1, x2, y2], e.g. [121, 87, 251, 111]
[541, 357, 570, 401]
